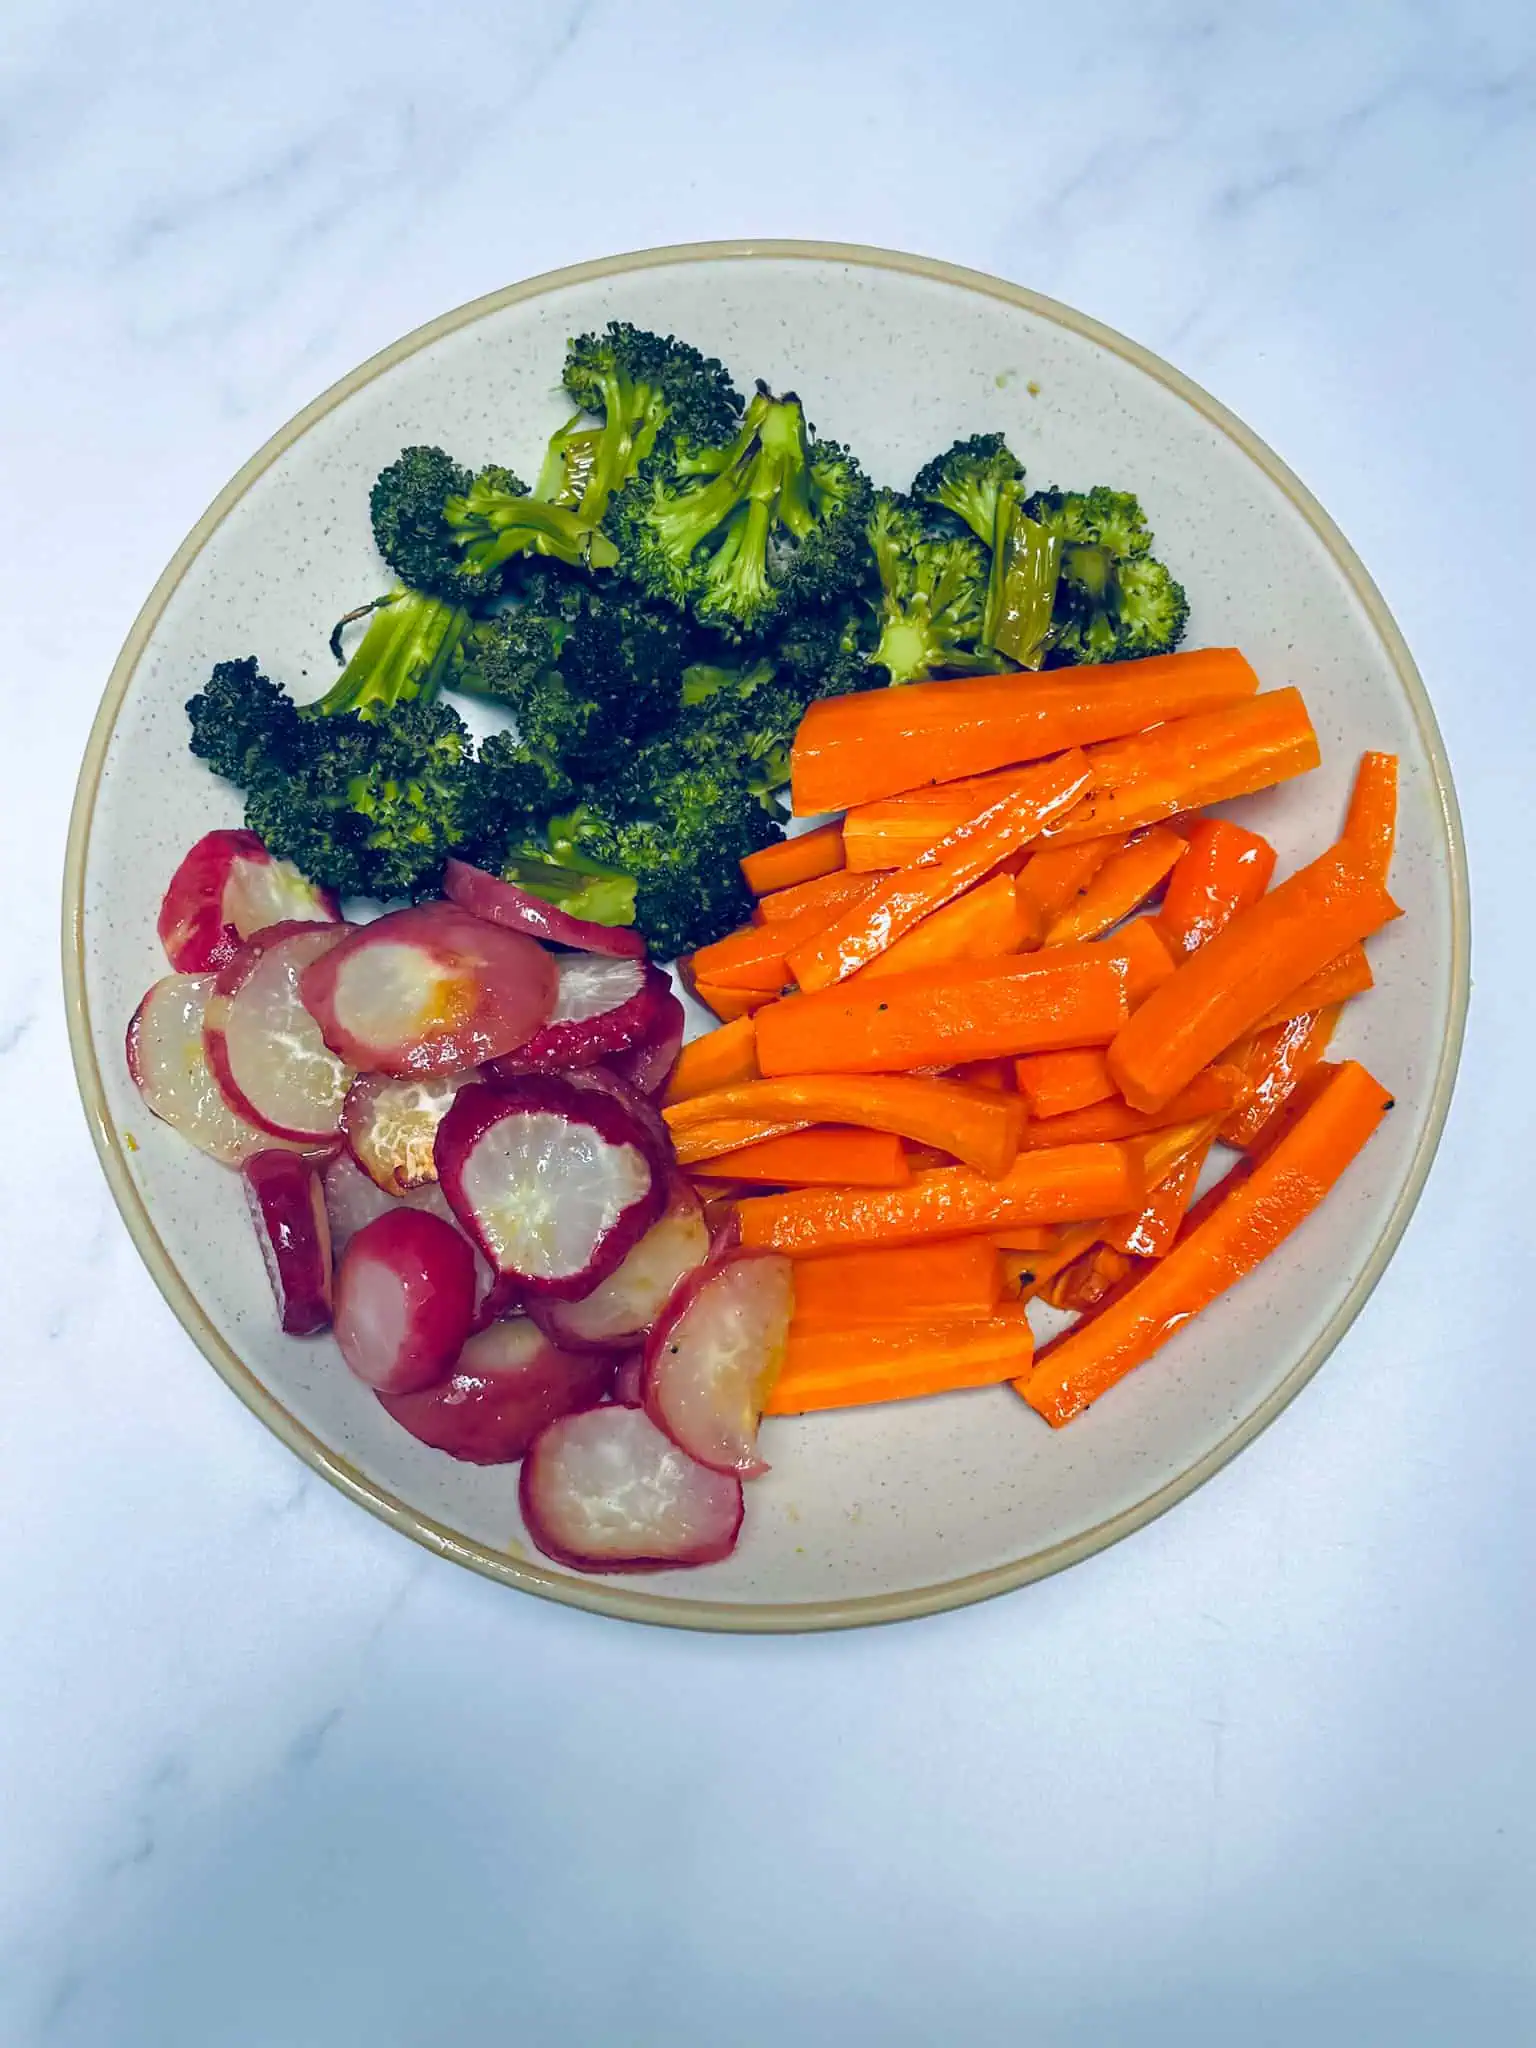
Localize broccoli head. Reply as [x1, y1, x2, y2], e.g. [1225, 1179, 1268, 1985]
[912, 433, 1025, 546]
[370, 446, 517, 605]
[771, 603, 872, 702]
[187, 658, 307, 789]
[1025, 487, 1188, 663]
[864, 490, 991, 685]
[443, 470, 617, 578]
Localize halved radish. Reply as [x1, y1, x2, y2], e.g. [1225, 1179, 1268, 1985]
[299, 902, 557, 1077]
[342, 1070, 474, 1194]
[243, 1151, 333, 1334]
[204, 921, 356, 1143]
[610, 1351, 645, 1406]
[483, 956, 671, 1073]
[603, 982, 687, 1097]
[519, 1405, 743, 1572]
[379, 1318, 613, 1464]
[127, 972, 302, 1166]
[158, 829, 341, 973]
[533, 1181, 708, 1353]
[435, 1077, 665, 1299]
[643, 1252, 794, 1476]
[333, 1208, 476, 1393]
[442, 857, 646, 960]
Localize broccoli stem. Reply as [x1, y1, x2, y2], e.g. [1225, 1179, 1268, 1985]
[984, 493, 1062, 671]
[311, 590, 471, 719]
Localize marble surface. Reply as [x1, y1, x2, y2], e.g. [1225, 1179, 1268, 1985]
[2, 1, 1532, 2041]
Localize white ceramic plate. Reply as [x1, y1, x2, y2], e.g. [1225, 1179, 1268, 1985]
[64, 241, 1467, 1631]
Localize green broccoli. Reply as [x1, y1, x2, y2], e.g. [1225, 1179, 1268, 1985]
[443, 469, 617, 577]
[312, 587, 472, 719]
[1026, 486, 1188, 663]
[608, 384, 872, 640]
[911, 433, 1026, 546]
[370, 446, 518, 605]
[863, 491, 991, 684]
[771, 604, 872, 702]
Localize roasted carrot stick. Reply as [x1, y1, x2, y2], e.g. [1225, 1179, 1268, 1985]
[788, 1236, 1002, 1326]
[1102, 1121, 1217, 1257]
[1043, 825, 1188, 945]
[949, 1057, 1017, 1093]
[666, 1074, 1026, 1179]
[1218, 1007, 1340, 1149]
[991, 1224, 1061, 1253]
[755, 954, 1129, 1077]
[1107, 842, 1399, 1112]
[1038, 1243, 1134, 1313]
[1014, 1047, 1116, 1119]
[693, 981, 776, 1023]
[1016, 1061, 1394, 1425]
[741, 822, 845, 896]
[1156, 816, 1277, 957]
[1005, 1220, 1108, 1300]
[789, 647, 1260, 814]
[664, 1015, 759, 1104]
[691, 886, 857, 992]
[790, 751, 1093, 992]
[754, 871, 879, 926]
[1088, 918, 1178, 1007]
[855, 872, 1027, 983]
[1018, 1065, 1249, 1147]
[1343, 751, 1398, 884]
[688, 1126, 912, 1186]
[765, 1310, 1036, 1412]
[735, 1140, 1148, 1254]
[1013, 836, 1129, 943]
[1251, 943, 1374, 1030]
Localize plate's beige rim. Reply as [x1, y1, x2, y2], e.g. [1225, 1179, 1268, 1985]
[63, 239, 1470, 1633]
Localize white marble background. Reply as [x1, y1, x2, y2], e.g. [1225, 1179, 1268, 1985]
[3, 2, 1533, 2042]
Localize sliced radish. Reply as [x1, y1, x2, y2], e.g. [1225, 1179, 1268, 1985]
[299, 902, 557, 1078]
[483, 955, 671, 1073]
[157, 829, 341, 973]
[442, 857, 646, 960]
[519, 1405, 743, 1572]
[243, 1151, 334, 1335]
[435, 1077, 665, 1299]
[127, 972, 304, 1166]
[604, 982, 687, 1097]
[562, 1062, 671, 1159]
[610, 1351, 645, 1406]
[533, 1181, 708, 1353]
[322, 1151, 507, 1324]
[204, 921, 355, 1143]
[333, 1208, 476, 1393]
[342, 1070, 474, 1194]
[379, 1318, 613, 1464]
[643, 1251, 794, 1477]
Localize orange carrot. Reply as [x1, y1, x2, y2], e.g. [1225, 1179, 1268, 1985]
[1250, 943, 1374, 1029]
[788, 1237, 1002, 1326]
[688, 1126, 911, 1186]
[754, 871, 880, 926]
[664, 1015, 759, 1104]
[693, 981, 775, 1022]
[765, 1310, 1036, 1412]
[1005, 1220, 1108, 1300]
[1018, 1065, 1249, 1147]
[1013, 836, 1129, 942]
[856, 872, 1027, 982]
[790, 752, 1093, 991]
[741, 822, 845, 896]
[1102, 1121, 1217, 1257]
[1016, 1061, 1394, 1425]
[1014, 1047, 1116, 1119]
[691, 887, 856, 992]
[1107, 842, 1398, 1112]
[1039, 1243, 1134, 1312]
[755, 954, 1129, 1077]
[665, 1074, 1025, 1178]
[735, 1141, 1148, 1255]
[1155, 816, 1277, 957]
[1087, 918, 1178, 1007]
[1043, 825, 1188, 945]
[1343, 751, 1398, 884]
[991, 1224, 1060, 1253]
[949, 1057, 1017, 1093]
[1219, 1007, 1340, 1149]
[789, 647, 1260, 814]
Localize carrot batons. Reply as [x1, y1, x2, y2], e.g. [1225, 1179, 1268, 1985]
[1219, 1007, 1340, 1150]
[1018, 1065, 1248, 1147]
[1014, 1047, 1116, 1119]
[856, 872, 1027, 982]
[693, 981, 776, 1023]
[788, 1236, 1002, 1326]
[665, 1074, 1025, 1180]
[1343, 751, 1398, 884]
[741, 821, 845, 896]
[1014, 836, 1128, 942]
[1156, 816, 1277, 957]
[766, 1310, 1036, 1413]
[664, 1015, 758, 1104]
[1043, 825, 1188, 946]
[688, 1126, 911, 1186]
[1251, 943, 1373, 1029]
[754, 871, 879, 926]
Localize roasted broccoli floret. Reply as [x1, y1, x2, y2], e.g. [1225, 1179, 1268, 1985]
[771, 603, 872, 702]
[1025, 487, 1188, 663]
[608, 384, 871, 640]
[863, 491, 991, 684]
[312, 587, 472, 719]
[912, 433, 1026, 546]
[369, 446, 517, 605]
[443, 468, 616, 578]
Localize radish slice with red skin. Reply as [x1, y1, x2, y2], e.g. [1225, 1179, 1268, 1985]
[532, 1181, 708, 1353]
[609, 1351, 645, 1406]
[127, 973, 311, 1166]
[299, 902, 556, 1078]
[483, 956, 670, 1072]
[322, 1153, 506, 1322]
[379, 1318, 612, 1464]
[243, 1151, 334, 1334]
[204, 921, 356, 1143]
[442, 857, 646, 960]
[434, 1076, 665, 1298]
[643, 1251, 794, 1477]
[603, 982, 687, 1098]
[158, 829, 341, 973]
[342, 1070, 474, 1193]
[519, 1405, 743, 1572]
[333, 1208, 476, 1393]
[561, 1063, 671, 1158]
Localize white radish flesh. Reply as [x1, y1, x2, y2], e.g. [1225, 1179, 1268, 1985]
[243, 1151, 334, 1334]
[535, 1183, 708, 1352]
[157, 829, 340, 973]
[127, 973, 295, 1166]
[519, 1405, 743, 1572]
[643, 1252, 794, 1477]
[333, 1208, 476, 1393]
[379, 1318, 612, 1464]
[499, 956, 669, 1071]
[342, 1070, 472, 1193]
[204, 922, 355, 1143]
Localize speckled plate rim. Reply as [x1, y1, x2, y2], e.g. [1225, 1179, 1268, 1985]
[62, 239, 1470, 1633]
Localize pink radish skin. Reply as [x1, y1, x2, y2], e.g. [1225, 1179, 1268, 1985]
[643, 1251, 795, 1477]
[603, 983, 686, 1097]
[561, 1063, 671, 1158]
[519, 1405, 743, 1572]
[485, 956, 671, 1072]
[127, 973, 311, 1166]
[333, 1208, 477, 1393]
[204, 921, 355, 1142]
[342, 1069, 474, 1193]
[299, 902, 556, 1078]
[434, 1077, 665, 1299]
[609, 1351, 645, 1406]
[243, 1151, 334, 1335]
[322, 1153, 505, 1322]
[379, 1318, 612, 1464]
[533, 1182, 708, 1353]
[158, 829, 340, 973]
[442, 857, 646, 960]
